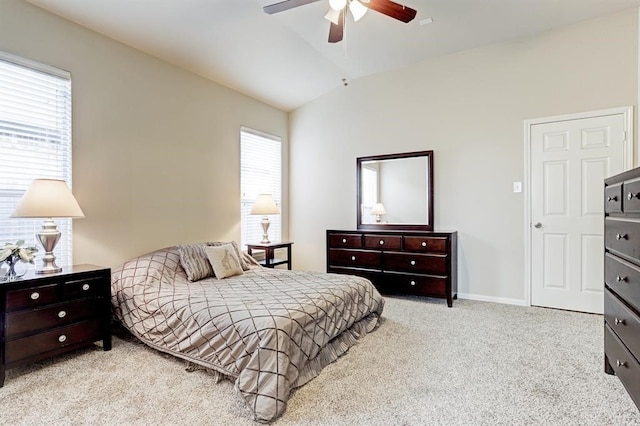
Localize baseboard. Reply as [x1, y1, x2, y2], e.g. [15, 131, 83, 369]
[457, 293, 528, 307]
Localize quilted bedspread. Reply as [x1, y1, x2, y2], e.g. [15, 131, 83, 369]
[111, 247, 384, 422]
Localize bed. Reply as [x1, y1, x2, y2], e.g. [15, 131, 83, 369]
[110, 243, 384, 423]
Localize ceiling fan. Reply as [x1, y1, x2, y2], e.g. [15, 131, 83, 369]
[263, 0, 417, 43]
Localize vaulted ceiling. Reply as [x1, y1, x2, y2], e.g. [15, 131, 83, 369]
[26, 0, 640, 111]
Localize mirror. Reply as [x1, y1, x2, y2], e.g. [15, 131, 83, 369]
[357, 150, 433, 231]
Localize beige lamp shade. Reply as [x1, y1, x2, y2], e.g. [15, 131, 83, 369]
[250, 194, 280, 215]
[371, 203, 387, 216]
[12, 179, 85, 218]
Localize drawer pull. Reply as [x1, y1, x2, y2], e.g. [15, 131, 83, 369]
[410, 260, 416, 266]
[379, 240, 384, 245]
[617, 360, 627, 368]
[614, 318, 626, 325]
[616, 233, 628, 240]
[30, 292, 40, 300]
[58, 335, 67, 343]
[58, 310, 67, 319]
[421, 241, 427, 247]
[628, 192, 637, 201]
[342, 238, 347, 244]
[410, 280, 416, 286]
[82, 283, 90, 291]
[607, 196, 618, 202]
[616, 275, 627, 283]
[351, 256, 356, 261]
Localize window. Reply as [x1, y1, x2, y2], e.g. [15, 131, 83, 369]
[0, 52, 73, 266]
[361, 163, 379, 224]
[240, 127, 281, 249]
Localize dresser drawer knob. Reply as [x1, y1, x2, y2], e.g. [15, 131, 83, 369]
[628, 192, 638, 201]
[30, 292, 40, 300]
[58, 335, 67, 343]
[82, 283, 90, 291]
[616, 275, 627, 283]
[379, 240, 384, 245]
[607, 196, 618, 202]
[615, 318, 626, 325]
[410, 280, 416, 286]
[342, 238, 347, 244]
[617, 360, 627, 368]
[410, 260, 416, 266]
[616, 233, 628, 240]
[351, 256, 356, 261]
[58, 310, 67, 319]
[421, 241, 427, 247]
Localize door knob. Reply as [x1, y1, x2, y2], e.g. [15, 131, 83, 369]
[534, 222, 542, 229]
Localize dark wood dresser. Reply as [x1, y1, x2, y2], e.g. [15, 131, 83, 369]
[0, 264, 112, 386]
[604, 168, 640, 409]
[326, 229, 457, 307]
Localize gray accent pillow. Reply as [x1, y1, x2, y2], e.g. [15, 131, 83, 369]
[177, 243, 213, 282]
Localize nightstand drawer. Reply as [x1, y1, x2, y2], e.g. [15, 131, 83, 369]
[404, 236, 448, 253]
[5, 319, 103, 365]
[6, 298, 101, 340]
[5, 284, 58, 312]
[63, 276, 103, 300]
[383, 252, 447, 275]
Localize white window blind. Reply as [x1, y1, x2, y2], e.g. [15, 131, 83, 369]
[0, 52, 73, 267]
[240, 127, 281, 249]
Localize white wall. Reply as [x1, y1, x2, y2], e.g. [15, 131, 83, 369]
[0, 0, 289, 268]
[290, 9, 638, 303]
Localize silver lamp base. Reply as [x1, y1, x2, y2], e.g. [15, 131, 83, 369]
[261, 216, 271, 244]
[36, 218, 62, 274]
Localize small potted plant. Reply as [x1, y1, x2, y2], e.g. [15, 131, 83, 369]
[0, 240, 38, 281]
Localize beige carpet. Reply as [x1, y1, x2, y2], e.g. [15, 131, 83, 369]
[1, 297, 639, 425]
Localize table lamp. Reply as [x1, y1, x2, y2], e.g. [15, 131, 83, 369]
[250, 194, 280, 244]
[371, 203, 386, 223]
[11, 179, 85, 274]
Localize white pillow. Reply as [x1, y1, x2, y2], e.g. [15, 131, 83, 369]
[204, 244, 244, 279]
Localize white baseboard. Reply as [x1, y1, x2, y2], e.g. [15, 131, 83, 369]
[457, 293, 528, 307]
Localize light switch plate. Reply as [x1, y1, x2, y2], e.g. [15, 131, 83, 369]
[513, 181, 522, 193]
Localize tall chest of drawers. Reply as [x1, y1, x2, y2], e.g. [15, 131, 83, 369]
[326, 229, 457, 307]
[604, 168, 640, 409]
[0, 264, 112, 386]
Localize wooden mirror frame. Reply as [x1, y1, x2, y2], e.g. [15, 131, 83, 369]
[356, 150, 434, 231]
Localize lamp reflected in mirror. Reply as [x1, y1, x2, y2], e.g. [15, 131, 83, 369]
[370, 203, 386, 223]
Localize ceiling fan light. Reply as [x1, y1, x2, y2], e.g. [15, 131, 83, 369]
[324, 8, 341, 25]
[349, 0, 368, 21]
[329, 0, 347, 11]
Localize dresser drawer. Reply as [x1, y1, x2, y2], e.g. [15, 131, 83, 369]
[63, 276, 103, 300]
[5, 298, 101, 340]
[383, 252, 447, 275]
[605, 290, 640, 361]
[328, 233, 362, 249]
[328, 249, 381, 269]
[605, 182, 623, 213]
[605, 218, 640, 264]
[605, 324, 640, 408]
[5, 284, 58, 312]
[404, 236, 448, 253]
[605, 253, 640, 310]
[624, 178, 640, 213]
[364, 235, 401, 250]
[384, 272, 447, 297]
[5, 319, 103, 365]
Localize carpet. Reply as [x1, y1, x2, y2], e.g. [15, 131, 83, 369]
[1, 297, 638, 425]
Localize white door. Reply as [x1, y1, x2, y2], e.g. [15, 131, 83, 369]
[529, 109, 631, 313]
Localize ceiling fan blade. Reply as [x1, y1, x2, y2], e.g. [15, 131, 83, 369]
[364, 0, 417, 23]
[328, 9, 345, 43]
[263, 0, 322, 14]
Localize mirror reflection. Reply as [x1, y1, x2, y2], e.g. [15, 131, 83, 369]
[357, 151, 433, 231]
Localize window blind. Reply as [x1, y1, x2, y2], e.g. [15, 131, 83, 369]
[240, 127, 282, 249]
[0, 52, 73, 267]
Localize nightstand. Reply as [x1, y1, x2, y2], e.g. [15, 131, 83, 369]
[0, 264, 112, 387]
[246, 241, 293, 270]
